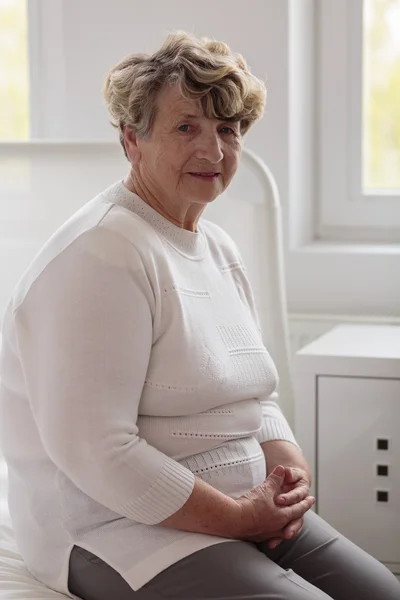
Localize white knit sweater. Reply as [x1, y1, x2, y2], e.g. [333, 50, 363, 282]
[0, 181, 297, 596]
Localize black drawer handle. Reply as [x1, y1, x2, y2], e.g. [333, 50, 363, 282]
[377, 490, 389, 503]
[377, 465, 389, 477]
[377, 438, 390, 451]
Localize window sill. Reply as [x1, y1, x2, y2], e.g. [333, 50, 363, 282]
[287, 240, 400, 315]
[292, 241, 400, 256]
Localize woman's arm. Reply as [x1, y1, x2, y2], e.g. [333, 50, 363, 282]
[161, 476, 243, 537]
[161, 466, 315, 542]
[16, 226, 195, 526]
[261, 440, 312, 484]
[254, 391, 299, 448]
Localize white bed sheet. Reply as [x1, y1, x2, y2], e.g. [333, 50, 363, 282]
[0, 521, 69, 600]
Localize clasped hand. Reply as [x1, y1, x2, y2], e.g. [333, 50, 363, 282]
[267, 465, 312, 549]
[236, 464, 315, 544]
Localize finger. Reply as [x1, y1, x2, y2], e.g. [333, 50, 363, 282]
[285, 495, 315, 520]
[275, 484, 309, 506]
[280, 483, 293, 494]
[283, 467, 304, 484]
[267, 537, 284, 549]
[282, 517, 304, 540]
[267, 465, 286, 488]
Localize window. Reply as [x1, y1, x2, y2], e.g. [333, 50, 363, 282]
[317, 0, 400, 242]
[0, 0, 68, 141]
[363, 0, 400, 191]
[0, 0, 29, 140]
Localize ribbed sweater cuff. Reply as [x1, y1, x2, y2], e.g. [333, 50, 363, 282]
[118, 456, 195, 525]
[255, 417, 299, 448]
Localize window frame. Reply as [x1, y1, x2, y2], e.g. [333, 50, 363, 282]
[27, 0, 66, 139]
[317, 0, 400, 243]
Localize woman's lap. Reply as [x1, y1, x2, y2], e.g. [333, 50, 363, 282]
[68, 541, 331, 600]
[68, 511, 400, 600]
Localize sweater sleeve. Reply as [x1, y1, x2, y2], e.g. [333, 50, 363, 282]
[231, 247, 299, 448]
[14, 226, 195, 525]
[253, 392, 299, 447]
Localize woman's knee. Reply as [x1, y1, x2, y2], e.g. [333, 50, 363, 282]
[264, 511, 400, 600]
[357, 562, 400, 600]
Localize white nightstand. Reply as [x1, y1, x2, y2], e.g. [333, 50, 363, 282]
[294, 324, 400, 577]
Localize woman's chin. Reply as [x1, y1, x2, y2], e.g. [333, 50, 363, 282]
[191, 194, 220, 207]
[187, 184, 224, 205]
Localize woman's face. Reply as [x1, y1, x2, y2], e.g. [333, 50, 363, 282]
[133, 84, 243, 210]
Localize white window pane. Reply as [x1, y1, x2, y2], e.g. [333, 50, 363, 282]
[0, 0, 29, 140]
[363, 0, 400, 191]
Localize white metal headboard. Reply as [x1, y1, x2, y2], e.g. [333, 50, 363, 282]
[240, 147, 294, 425]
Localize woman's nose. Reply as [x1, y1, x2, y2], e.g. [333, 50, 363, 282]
[194, 134, 223, 163]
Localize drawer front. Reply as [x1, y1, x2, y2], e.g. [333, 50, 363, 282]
[317, 376, 400, 565]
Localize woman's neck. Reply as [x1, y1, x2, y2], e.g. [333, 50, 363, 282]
[123, 170, 203, 233]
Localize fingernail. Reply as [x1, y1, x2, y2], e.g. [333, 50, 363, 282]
[274, 466, 285, 477]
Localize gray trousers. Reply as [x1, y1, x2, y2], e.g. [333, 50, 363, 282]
[68, 511, 400, 599]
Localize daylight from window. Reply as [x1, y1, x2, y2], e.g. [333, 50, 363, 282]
[0, 0, 29, 140]
[363, 0, 400, 191]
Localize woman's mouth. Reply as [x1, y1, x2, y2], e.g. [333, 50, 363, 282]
[189, 172, 220, 179]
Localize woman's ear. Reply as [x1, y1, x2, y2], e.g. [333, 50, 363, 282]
[123, 126, 141, 164]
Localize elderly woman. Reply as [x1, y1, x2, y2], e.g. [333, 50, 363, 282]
[0, 32, 399, 600]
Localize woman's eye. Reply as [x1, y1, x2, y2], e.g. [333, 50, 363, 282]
[220, 127, 235, 135]
[178, 124, 191, 132]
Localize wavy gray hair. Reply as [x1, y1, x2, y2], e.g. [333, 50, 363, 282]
[103, 31, 266, 158]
